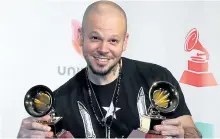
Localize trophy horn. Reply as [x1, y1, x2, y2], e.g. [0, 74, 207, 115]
[23, 85, 74, 138]
[149, 81, 179, 114]
[24, 85, 54, 117]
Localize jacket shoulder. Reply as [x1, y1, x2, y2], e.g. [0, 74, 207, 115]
[53, 68, 86, 97]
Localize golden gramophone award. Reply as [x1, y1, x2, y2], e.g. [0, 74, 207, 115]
[138, 81, 179, 138]
[24, 85, 73, 138]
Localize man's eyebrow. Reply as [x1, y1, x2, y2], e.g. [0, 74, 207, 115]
[110, 35, 121, 39]
[88, 31, 100, 36]
[88, 31, 121, 40]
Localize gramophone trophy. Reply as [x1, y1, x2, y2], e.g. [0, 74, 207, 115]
[180, 28, 217, 87]
[138, 81, 179, 138]
[24, 85, 73, 138]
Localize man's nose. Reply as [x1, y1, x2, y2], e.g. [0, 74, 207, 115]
[97, 42, 109, 54]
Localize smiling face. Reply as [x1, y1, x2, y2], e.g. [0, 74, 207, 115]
[80, 5, 129, 76]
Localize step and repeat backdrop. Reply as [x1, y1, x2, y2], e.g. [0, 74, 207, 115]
[0, 0, 220, 138]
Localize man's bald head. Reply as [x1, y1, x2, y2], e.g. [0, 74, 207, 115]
[79, 1, 129, 76]
[82, 0, 127, 34]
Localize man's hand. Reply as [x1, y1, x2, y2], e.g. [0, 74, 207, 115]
[154, 118, 184, 138]
[17, 115, 54, 138]
[153, 116, 202, 138]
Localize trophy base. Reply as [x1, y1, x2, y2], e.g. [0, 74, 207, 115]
[145, 132, 172, 138]
[145, 118, 171, 138]
[39, 117, 64, 137]
[56, 130, 74, 138]
[138, 115, 164, 133]
[149, 117, 163, 131]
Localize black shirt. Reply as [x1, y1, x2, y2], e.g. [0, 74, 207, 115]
[53, 57, 191, 138]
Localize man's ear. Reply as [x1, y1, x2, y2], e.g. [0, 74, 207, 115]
[123, 33, 129, 51]
[78, 27, 83, 47]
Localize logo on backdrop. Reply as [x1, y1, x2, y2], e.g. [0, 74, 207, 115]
[57, 19, 84, 76]
[179, 28, 217, 87]
[71, 19, 82, 56]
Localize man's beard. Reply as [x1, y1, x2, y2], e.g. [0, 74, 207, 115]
[88, 62, 118, 76]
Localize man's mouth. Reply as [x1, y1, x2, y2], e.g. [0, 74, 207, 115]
[93, 56, 111, 64]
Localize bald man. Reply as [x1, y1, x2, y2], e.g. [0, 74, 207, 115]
[17, 1, 201, 138]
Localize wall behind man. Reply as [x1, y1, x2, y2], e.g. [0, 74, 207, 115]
[0, 0, 219, 138]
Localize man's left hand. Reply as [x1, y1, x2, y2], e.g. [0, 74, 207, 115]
[154, 118, 184, 138]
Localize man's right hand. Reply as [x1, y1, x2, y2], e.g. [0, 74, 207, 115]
[17, 115, 54, 138]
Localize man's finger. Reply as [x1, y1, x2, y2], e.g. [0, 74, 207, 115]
[25, 122, 51, 131]
[29, 134, 46, 138]
[162, 119, 181, 126]
[161, 129, 184, 137]
[22, 115, 51, 124]
[30, 130, 54, 137]
[154, 125, 179, 132]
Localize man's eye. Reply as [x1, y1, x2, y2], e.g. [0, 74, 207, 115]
[91, 36, 99, 40]
[111, 39, 118, 43]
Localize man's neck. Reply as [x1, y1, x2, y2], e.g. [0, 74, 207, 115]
[88, 62, 121, 85]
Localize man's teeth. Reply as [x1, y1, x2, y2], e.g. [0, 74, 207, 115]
[95, 57, 109, 61]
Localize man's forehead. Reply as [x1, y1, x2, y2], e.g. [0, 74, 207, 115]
[85, 22, 125, 37]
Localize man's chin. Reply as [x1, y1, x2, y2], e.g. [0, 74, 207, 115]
[87, 59, 120, 76]
[89, 65, 112, 76]
[90, 68, 110, 76]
